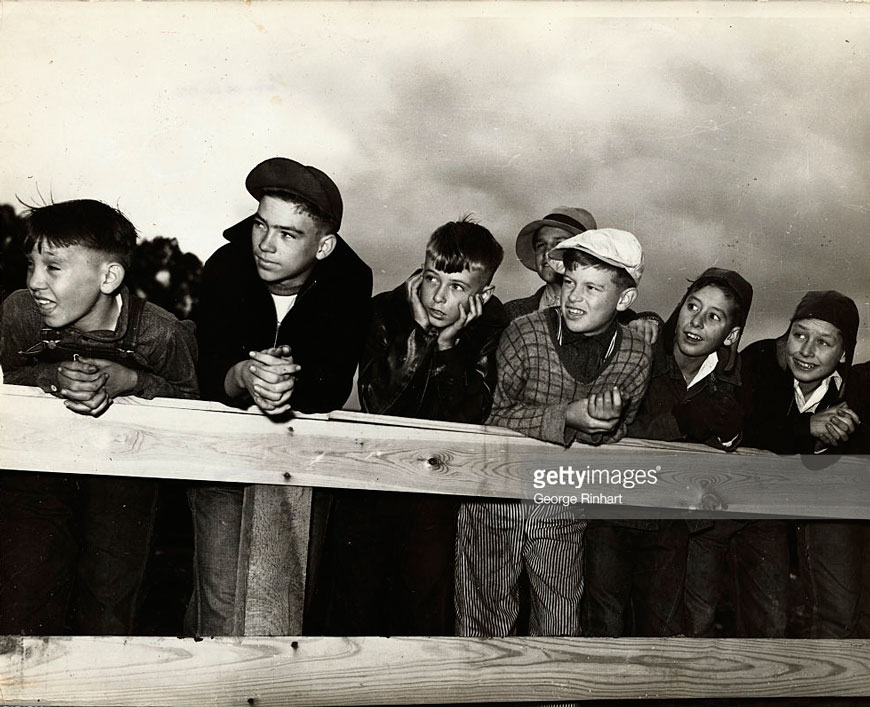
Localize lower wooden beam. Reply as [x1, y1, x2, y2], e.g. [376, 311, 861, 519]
[1, 635, 868, 705]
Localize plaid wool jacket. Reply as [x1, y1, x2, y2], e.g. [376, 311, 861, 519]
[487, 310, 653, 446]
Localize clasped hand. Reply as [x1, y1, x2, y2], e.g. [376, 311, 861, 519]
[235, 345, 300, 416]
[54, 357, 139, 416]
[810, 402, 860, 448]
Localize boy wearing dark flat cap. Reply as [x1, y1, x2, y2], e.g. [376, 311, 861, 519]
[742, 291, 868, 638]
[186, 157, 372, 636]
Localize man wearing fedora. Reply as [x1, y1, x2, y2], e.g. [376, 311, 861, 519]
[504, 206, 598, 321]
[186, 157, 372, 636]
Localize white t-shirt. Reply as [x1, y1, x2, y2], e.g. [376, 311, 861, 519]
[271, 293, 298, 327]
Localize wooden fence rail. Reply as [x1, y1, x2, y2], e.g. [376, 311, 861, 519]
[1, 384, 869, 704]
[2, 635, 870, 706]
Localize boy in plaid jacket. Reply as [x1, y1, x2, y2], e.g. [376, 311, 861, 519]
[455, 229, 652, 637]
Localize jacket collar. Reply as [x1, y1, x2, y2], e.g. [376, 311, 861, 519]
[43, 286, 132, 344]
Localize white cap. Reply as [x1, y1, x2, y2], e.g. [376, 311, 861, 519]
[547, 228, 644, 285]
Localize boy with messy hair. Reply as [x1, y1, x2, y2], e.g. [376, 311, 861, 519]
[583, 268, 752, 637]
[316, 216, 508, 636]
[455, 229, 652, 638]
[0, 198, 198, 635]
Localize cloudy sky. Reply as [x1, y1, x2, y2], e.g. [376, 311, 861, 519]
[1, 2, 868, 359]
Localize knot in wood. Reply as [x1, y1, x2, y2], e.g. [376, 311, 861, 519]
[426, 454, 448, 470]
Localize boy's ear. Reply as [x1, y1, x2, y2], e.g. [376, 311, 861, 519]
[315, 233, 337, 261]
[723, 326, 742, 348]
[615, 287, 638, 312]
[480, 284, 495, 304]
[100, 261, 125, 295]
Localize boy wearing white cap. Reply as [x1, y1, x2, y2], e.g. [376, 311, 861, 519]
[455, 228, 652, 638]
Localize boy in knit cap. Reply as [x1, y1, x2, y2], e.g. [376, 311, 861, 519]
[583, 267, 753, 637]
[455, 228, 652, 638]
[742, 291, 867, 637]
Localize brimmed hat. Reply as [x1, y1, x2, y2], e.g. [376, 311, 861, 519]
[547, 228, 644, 285]
[515, 207, 597, 270]
[245, 157, 343, 231]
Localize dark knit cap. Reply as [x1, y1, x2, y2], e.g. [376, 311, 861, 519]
[790, 290, 859, 356]
[691, 267, 754, 328]
[664, 267, 754, 372]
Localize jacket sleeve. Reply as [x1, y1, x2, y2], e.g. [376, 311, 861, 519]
[426, 315, 504, 424]
[740, 341, 815, 453]
[627, 395, 683, 442]
[0, 291, 62, 392]
[358, 297, 438, 416]
[290, 267, 374, 414]
[194, 252, 247, 405]
[572, 334, 652, 447]
[487, 321, 572, 445]
[131, 317, 199, 400]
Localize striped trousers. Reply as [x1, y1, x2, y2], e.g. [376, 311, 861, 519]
[455, 499, 586, 637]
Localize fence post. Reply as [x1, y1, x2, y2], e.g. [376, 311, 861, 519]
[236, 484, 312, 636]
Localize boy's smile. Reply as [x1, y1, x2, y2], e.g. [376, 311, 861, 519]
[674, 285, 739, 359]
[787, 318, 844, 394]
[560, 263, 633, 335]
[27, 244, 117, 331]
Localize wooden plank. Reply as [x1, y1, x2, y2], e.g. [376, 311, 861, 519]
[1, 384, 868, 517]
[241, 485, 312, 636]
[1, 635, 869, 705]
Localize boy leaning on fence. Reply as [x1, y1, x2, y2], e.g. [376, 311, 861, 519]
[312, 216, 508, 636]
[186, 157, 373, 637]
[581, 267, 753, 638]
[741, 291, 869, 638]
[454, 228, 652, 639]
[0, 198, 199, 635]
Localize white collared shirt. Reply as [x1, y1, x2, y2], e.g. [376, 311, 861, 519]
[793, 370, 842, 414]
[686, 352, 719, 389]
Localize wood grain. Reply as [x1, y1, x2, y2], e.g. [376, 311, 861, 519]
[2, 384, 867, 518]
[241, 485, 312, 636]
[1, 635, 868, 705]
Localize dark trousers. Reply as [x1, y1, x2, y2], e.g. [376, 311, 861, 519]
[582, 521, 688, 637]
[0, 471, 158, 635]
[685, 519, 789, 637]
[312, 489, 458, 636]
[801, 520, 870, 638]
